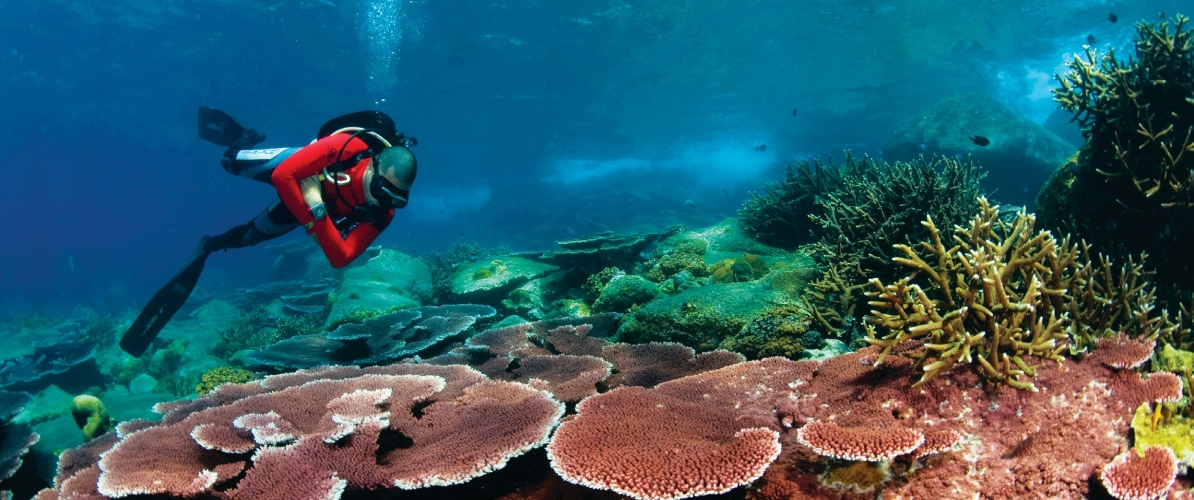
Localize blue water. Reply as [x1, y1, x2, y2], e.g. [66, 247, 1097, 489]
[0, 0, 1178, 312]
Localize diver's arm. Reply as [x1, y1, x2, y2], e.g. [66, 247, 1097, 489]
[308, 210, 395, 268]
[272, 134, 369, 226]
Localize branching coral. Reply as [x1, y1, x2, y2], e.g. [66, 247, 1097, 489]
[1042, 15, 1194, 296]
[864, 198, 1075, 390]
[799, 259, 865, 336]
[750, 154, 984, 334]
[739, 158, 843, 248]
[1065, 249, 1187, 353]
[808, 154, 985, 286]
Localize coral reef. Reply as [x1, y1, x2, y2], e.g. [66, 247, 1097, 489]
[708, 253, 769, 283]
[581, 267, 620, 302]
[249, 305, 496, 369]
[0, 390, 37, 485]
[808, 154, 984, 288]
[422, 243, 511, 304]
[591, 274, 660, 313]
[548, 386, 782, 500]
[38, 364, 563, 499]
[0, 333, 95, 391]
[1039, 15, 1194, 297]
[69, 395, 111, 442]
[535, 231, 661, 274]
[795, 421, 924, 461]
[453, 257, 559, 302]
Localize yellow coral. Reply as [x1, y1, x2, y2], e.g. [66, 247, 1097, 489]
[71, 395, 113, 441]
[196, 366, 257, 395]
[739, 253, 769, 277]
[821, 461, 889, 493]
[1132, 402, 1194, 467]
[472, 267, 494, 280]
[865, 198, 1073, 391]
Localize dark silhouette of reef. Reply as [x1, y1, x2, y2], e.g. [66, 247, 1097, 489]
[1039, 15, 1194, 305]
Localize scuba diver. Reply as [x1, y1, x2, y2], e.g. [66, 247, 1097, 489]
[120, 107, 418, 357]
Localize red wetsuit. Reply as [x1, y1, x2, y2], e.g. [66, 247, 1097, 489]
[272, 134, 394, 268]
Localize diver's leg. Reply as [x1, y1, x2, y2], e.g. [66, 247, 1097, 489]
[203, 198, 300, 252]
[220, 147, 301, 185]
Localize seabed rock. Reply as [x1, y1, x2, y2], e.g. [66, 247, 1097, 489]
[325, 249, 432, 327]
[884, 92, 1075, 208]
[453, 257, 558, 303]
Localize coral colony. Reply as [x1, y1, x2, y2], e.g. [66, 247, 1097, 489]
[4, 14, 1194, 500]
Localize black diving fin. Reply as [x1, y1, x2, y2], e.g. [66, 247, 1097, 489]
[198, 106, 266, 147]
[198, 106, 246, 147]
[120, 239, 211, 357]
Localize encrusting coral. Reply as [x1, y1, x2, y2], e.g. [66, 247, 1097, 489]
[195, 366, 257, 395]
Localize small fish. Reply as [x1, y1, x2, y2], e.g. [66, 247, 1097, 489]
[792, 108, 798, 117]
[68, 254, 74, 273]
[1086, 34, 1098, 45]
[968, 135, 991, 147]
[723, 189, 730, 198]
[1160, 12, 1166, 19]
[755, 144, 768, 152]
[1108, 12, 1117, 23]
[458, 232, 464, 236]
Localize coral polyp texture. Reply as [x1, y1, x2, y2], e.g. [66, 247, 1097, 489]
[1088, 332, 1157, 369]
[795, 421, 924, 462]
[1100, 446, 1180, 500]
[37, 364, 564, 499]
[547, 386, 782, 500]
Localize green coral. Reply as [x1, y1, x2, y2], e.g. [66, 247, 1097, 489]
[148, 339, 187, 378]
[195, 367, 257, 395]
[71, 395, 113, 441]
[593, 274, 661, 313]
[719, 314, 807, 360]
[807, 154, 984, 289]
[421, 243, 511, 303]
[645, 234, 710, 282]
[275, 313, 323, 340]
[617, 282, 772, 351]
[81, 315, 120, 344]
[739, 158, 843, 248]
[213, 305, 276, 357]
[1160, 344, 1194, 373]
[582, 267, 621, 302]
[708, 254, 770, 283]
[325, 306, 402, 331]
[5, 310, 64, 330]
[1040, 15, 1194, 302]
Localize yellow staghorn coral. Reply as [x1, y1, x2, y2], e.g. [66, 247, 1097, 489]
[864, 197, 1074, 391]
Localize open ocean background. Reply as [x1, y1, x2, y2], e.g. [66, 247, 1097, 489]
[0, 0, 1179, 315]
